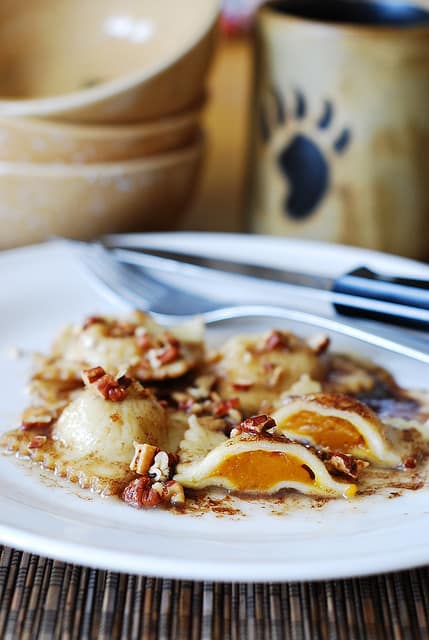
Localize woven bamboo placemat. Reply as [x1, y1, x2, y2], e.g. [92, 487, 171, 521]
[0, 546, 428, 639]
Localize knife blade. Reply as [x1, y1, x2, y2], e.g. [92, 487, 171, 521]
[102, 242, 429, 330]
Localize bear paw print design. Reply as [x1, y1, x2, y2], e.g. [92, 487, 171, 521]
[260, 89, 351, 220]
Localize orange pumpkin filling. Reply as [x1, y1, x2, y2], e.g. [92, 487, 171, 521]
[286, 411, 365, 451]
[210, 450, 315, 492]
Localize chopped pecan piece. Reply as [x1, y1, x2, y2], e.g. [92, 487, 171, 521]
[157, 340, 181, 365]
[213, 397, 240, 418]
[116, 375, 132, 389]
[135, 328, 152, 351]
[231, 414, 276, 437]
[158, 346, 180, 365]
[82, 366, 105, 385]
[82, 367, 128, 401]
[307, 333, 330, 355]
[148, 451, 171, 481]
[177, 397, 194, 412]
[232, 381, 253, 392]
[159, 480, 185, 506]
[97, 376, 127, 401]
[82, 316, 106, 330]
[148, 451, 179, 481]
[327, 453, 369, 480]
[130, 442, 159, 474]
[263, 330, 290, 351]
[107, 322, 136, 338]
[242, 414, 276, 433]
[403, 456, 417, 469]
[28, 435, 48, 449]
[21, 406, 56, 430]
[122, 476, 163, 508]
[267, 365, 284, 388]
[122, 476, 185, 509]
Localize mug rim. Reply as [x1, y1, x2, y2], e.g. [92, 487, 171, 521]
[260, 0, 429, 35]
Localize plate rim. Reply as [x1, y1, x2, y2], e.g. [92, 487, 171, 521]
[1, 232, 429, 582]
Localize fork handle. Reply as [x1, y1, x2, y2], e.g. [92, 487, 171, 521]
[333, 267, 429, 330]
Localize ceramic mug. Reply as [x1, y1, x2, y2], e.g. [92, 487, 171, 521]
[248, 0, 429, 260]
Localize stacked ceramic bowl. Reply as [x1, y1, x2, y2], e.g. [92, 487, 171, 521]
[0, 0, 219, 249]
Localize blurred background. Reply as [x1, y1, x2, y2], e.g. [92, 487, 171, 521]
[185, 0, 429, 263]
[1, 0, 429, 261]
[182, 0, 259, 234]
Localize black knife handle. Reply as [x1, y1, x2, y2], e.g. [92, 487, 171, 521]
[333, 267, 429, 330]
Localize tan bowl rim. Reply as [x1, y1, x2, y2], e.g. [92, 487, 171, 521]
[0, 131, 204, 176]
[260, 1, 429, 36]
[0, 0, 219, 116]
[0, 98, 205, 139]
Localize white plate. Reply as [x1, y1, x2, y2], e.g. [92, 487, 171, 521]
[1, 233, 429, 582]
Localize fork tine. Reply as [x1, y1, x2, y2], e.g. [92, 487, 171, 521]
[77, 244, 218, 316]
[59, 238, 429, 364]
[78, 246, 155, 310]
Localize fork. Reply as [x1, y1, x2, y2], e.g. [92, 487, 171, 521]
[71, 240, 429, 365]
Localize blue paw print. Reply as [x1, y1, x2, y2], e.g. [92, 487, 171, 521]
[260, 90, 351, 220]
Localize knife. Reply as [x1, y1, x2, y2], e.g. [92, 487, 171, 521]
[101, 242, 429, 331]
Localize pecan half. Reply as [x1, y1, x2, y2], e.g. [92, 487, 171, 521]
[122, 476, 162, 508]
[122, 476, 185, 509]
